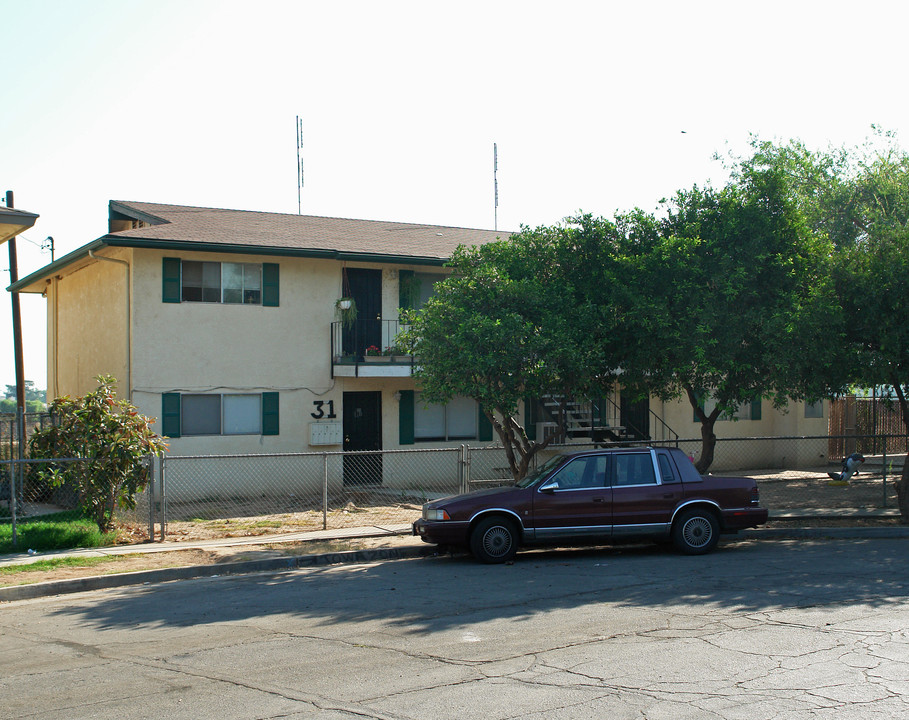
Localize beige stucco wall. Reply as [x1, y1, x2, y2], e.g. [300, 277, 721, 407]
[658, 395, 829, 470]
[125, 252, 451, 456]
[46, 248, 130, 400]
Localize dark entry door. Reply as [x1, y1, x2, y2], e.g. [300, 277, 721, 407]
[342, 268, 382, 358]
[343, 391, 382, 485]
[620, 396, 651, 441]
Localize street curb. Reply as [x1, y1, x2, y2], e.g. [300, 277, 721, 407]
[2, 528, 908, 603]
[741, 527, 909, 540]
[0, 544, 434, 603]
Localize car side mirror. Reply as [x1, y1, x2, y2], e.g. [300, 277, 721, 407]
[539, 481, 559, 493]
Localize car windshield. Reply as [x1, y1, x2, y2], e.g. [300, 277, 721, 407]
[515, 455, 566, 488]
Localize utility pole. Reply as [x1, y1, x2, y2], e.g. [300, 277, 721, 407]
[2, 190, 37, 548]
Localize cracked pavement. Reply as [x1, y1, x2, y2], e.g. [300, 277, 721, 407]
[1, 537, 907, 719]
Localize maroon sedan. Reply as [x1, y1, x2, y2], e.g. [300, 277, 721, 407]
[413, 446, 768, 563]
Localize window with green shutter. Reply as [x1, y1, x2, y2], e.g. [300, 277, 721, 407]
[162, 258, 278, 306]
[161, 392, 279, 437]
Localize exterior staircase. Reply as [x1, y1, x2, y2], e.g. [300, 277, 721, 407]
[535, 395, 677, 446]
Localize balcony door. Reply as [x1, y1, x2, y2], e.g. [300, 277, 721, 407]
[342, 268, 381, 358]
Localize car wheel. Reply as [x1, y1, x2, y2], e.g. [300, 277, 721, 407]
[470, 516, 519, 564]
[672, 508, 719, 555]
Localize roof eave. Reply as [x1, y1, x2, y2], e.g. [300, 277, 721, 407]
[7, 239, 107, 293]
[8, 234, 453, 293]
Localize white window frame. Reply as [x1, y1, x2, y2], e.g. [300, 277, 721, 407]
[182, 261, 263, 305]
[182, 393, 263, 436]
[414, 393, 478, 441]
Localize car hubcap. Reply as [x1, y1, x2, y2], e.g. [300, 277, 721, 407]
[483, 526, 512, 558]
[682, 517, 712, 548]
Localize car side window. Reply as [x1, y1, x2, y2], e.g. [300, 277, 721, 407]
[657, 454, 677, 483]
[549, 456, 608, 490]
[612, 453, 657, 487]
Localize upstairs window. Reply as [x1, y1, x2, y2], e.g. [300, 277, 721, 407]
[163, 258, 279, 306]
[182, 261, 261, 304]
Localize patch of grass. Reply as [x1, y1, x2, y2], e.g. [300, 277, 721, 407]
[0, 555, 120, 575]
[0, 511, 117, 554]
[0, 554, 150, 586]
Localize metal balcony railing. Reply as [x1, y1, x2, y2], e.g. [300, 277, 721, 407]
[330, 320, 416, 376]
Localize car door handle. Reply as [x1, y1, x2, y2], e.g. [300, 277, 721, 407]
[663, 493, 675, 499]
[593, 497, 606, 503]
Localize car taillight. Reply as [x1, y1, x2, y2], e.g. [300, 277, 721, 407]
[750, 486, 760, 505]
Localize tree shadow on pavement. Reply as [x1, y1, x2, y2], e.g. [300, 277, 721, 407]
[44, 538, 909, 635]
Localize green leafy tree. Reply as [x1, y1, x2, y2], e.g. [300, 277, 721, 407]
[2, 381, 47, 412]
[618, 163, 838, 472]
[28, 376, 167, 533]
[400, 227, 621, 482]
[831, 140, 909, 517]
[743, 131, 909, 518]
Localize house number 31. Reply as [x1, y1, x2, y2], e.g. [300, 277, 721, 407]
[311, 400, 337, 419]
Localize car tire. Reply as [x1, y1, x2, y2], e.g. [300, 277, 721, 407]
[672, 508, 720, 555]
[470, 516, 519, 564]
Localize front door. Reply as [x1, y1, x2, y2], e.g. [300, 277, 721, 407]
[342, 268, 382, 358]
[343, 391, 382, 485]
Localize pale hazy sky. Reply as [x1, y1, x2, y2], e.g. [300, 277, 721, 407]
[3, 0, 908, 391]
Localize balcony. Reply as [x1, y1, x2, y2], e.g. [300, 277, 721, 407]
[331, 320, 417, 378]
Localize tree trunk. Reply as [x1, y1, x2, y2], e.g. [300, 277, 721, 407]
[487, 409, 559, 483]
[685, 386, 720, 474]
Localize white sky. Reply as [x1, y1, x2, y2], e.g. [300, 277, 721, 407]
[3, 0, 908, 392]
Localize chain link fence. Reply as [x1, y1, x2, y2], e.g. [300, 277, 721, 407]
[3, 433, 905, 544]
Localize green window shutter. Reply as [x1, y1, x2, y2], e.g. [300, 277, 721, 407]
[399, 390, 415, 445]
[262, 263, 280, 307]
[479, 405, 493, 442]
[262, 392, 279, 435]
[750, 397, 762, 421]
[693, 392, 704, 422]
[399, 269, 415, 309]
[162, 393, 181, 438]
[162, 257, 181, 303]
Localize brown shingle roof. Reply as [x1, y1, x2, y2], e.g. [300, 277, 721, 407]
[109, 200, 510, 262]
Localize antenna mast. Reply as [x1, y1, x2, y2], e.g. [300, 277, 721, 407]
[296, 116, 304, 214]
[493, 142, 499, 231]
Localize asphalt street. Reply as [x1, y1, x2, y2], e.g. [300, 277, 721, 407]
[1, 537, 907, 719]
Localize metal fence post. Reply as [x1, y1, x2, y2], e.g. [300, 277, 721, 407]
[322, 453, 329, 530]
[160, 454, 167, 541]
[147, 454, 156, 541]
[882, 435, 888, 508]
[11, 409, 23, 549]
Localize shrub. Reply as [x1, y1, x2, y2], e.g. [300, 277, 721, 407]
[28, 376, 167, 533]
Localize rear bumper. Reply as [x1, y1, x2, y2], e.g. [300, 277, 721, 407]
[721, 507, 769, 531]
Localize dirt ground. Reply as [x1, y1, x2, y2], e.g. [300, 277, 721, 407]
[0, 534, 423, 588]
